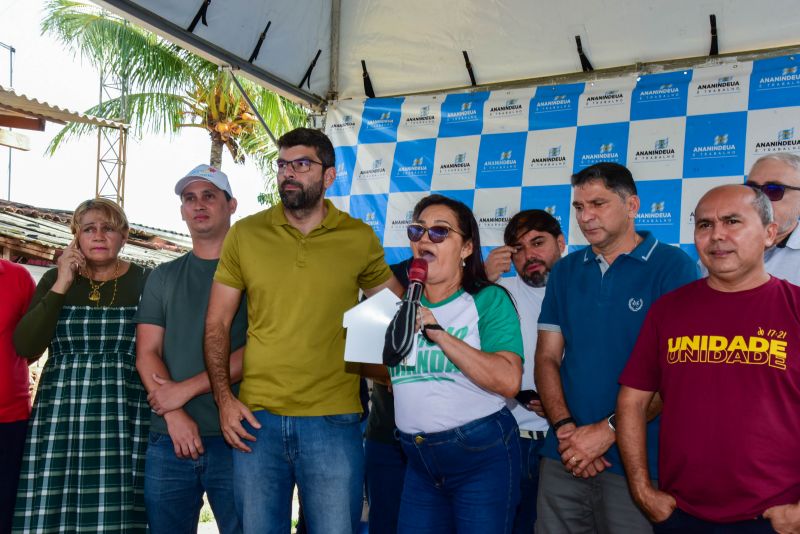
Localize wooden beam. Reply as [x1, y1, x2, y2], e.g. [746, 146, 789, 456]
[0, 115, 46, 131]
[0, 129, 31, 151]
[0, 236, 56, 262]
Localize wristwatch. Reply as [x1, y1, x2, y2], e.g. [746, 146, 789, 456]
[607, 413, 617, 432]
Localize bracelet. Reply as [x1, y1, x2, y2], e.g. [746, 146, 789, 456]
[422, 323, 444, 343]
[552, 417, 576, 432]
[607, 413, 617, 432]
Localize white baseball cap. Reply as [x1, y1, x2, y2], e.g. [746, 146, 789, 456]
[174, 164, 233, 197]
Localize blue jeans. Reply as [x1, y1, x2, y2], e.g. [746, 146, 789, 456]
[144, 432, 240, 534]
[513, 435, 545, 534]
[653, 508, 776, 534]
[233, 410, 364, 534]
[365, 438, 407, 534]
[397, 407, 521, 534]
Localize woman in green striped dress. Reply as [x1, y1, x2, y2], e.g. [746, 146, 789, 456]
[12, 198, 150, 533]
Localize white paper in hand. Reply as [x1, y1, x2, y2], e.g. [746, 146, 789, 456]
[342, 288, 401, 363]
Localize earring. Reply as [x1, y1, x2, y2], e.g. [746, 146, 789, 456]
[461, 258, 466, 268]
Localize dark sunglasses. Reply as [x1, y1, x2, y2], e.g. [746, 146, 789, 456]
[407, 223, 465, 243]
[745, 181, 800, 201]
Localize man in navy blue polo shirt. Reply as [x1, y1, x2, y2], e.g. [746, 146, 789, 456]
[534, 162, 698, 532]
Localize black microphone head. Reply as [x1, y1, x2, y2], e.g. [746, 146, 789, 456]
[408, 258, 428, 284]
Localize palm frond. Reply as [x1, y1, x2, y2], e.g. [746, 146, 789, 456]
[42, 0, 216, 100]
[45, 92, 188, 154]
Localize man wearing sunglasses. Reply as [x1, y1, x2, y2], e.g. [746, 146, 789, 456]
[484, 209, 565, 533]
[534, 162, 698, 533]
[745, 153, 800, 285]
[204, 127, 402, 533]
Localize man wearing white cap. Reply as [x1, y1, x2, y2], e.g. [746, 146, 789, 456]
[135, 164, 247, 533]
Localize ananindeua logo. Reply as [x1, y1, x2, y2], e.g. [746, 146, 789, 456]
[636, 201, 672, 226]
[396, 156, 428, 177]
[638, 83, 680, 102]
[446, 101, 478, 122]
[696, 76, 741, 96]
[634, 138, 676, 162]
[692, 133, 736, 160]
[479, 206, 512, 229]
[754, 128, 800, 154]
[358, 158, 387, 180]
[543, 205, 563, 225]
[536, 94, 571, 112]
[489, 98, 524, 117]
[365, 112, 394, 130]
[529, 146, 566, 169]
[389, 210, 415, 230]
[329, 114, 356, 131]
[405, 105, 436, 126]
[439, 153, 471, 175]
[585, 90, 624, 108]
[756, 66, 800, 90]
[483, 150, 517, 172]
[580, 142, 620, 166]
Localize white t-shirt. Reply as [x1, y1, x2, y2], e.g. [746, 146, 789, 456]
[390, 285, 523, 434]
[764, 223, 800, 286]
[498, 276, 550, 432]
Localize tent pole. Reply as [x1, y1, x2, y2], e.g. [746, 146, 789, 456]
[328, 0, 341, 103]
[228, 70, 277, 147]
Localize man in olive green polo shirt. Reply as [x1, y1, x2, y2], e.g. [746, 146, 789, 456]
[205, 127, 402, 534]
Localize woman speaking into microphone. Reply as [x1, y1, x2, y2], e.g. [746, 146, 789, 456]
[389, 194, 524, 534]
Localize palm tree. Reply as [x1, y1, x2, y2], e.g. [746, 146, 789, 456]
[41, 0, 308, 175]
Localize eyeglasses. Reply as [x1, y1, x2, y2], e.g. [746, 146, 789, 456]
[745, 181, 800, 201]
[407, 224, 465, 243]
[273, 157, 324, 174]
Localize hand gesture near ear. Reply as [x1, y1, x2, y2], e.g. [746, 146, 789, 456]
[53, 238, 86, 294]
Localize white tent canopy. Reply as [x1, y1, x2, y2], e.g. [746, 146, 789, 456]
[94, 0, 800, 107]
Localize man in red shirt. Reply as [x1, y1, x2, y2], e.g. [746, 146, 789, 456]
[617, 184, 800, 533]
[0, 259, 36, 532]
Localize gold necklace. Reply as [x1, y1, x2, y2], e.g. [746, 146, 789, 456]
[86, 260, 120, 306]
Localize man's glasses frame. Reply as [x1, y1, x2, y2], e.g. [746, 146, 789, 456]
[273, 157, 325, 174]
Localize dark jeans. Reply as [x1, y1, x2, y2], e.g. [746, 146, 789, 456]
[0, 419, 27, 534]
[654, 508, 776, 534]
[365, 438, 407, 534]
[397, 407, 521, 534]
[513, 435, 546, 534]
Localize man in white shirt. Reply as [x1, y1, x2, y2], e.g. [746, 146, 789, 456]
[486, 209, 565, 533]
[744, 152, 800, 285]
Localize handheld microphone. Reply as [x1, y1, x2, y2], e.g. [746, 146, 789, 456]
[383, 258, 428, 366]
[406, 258, 428, 304]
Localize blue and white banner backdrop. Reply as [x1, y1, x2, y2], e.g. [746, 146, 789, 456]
[325, 54, 800, 265]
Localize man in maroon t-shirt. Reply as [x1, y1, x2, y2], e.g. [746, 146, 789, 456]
[0, 259, 36, 533]
[617, 184, 800, 533]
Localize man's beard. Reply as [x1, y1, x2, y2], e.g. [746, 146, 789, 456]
[279, 177, 324, 210]
[519, 259, 549, 288]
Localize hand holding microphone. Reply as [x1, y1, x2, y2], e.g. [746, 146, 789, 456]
[383, 258, 432, 366]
